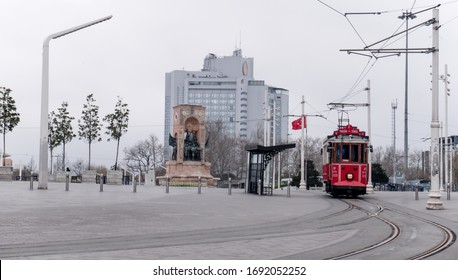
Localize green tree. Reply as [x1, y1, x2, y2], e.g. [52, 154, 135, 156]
[53, 102, 75, 171]
[103, 97, 129, 170]
[78, 94, 102, 170]
[371, 163, 389, 184]
[0, 87, 20, 166]
[48, 111, 60, 174]
[291, 160, 322, 189]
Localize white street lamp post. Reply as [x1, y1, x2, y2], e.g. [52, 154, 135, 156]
[426, 9, 443, 209]
[38, 16, 112, 189]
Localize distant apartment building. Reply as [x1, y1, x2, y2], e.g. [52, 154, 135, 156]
[163, 49, 289, 160]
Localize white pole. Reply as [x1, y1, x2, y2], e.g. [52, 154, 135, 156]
[272, 98, 276, 192]
[266, 92, 271, 188]
[264, 89, 267, 146]
[392, 100, 398, 184]
[440, 122, 444, 192]
[38, 15, 112, 190]
[426, 8, 443, 209]
[451, 145, 454, 191]
[299, 95, 306, 189]
[366, 80, 374, 193]
[152, 166, 156, 187]
[19, 162, 22, 181]
[38, 41, 50, 189]
[278, 152, 281, 190]
[444, 64, 449, 191]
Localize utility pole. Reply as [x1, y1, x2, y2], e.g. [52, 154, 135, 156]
[426, 8, 443, 210]
[440, 64, 450, 193]
[392, 100, 398, 184]
[366, 80, 374, 193]
[398, 10, 416, 182]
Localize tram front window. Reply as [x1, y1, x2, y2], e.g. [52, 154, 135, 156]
[342, 145, 349, 160]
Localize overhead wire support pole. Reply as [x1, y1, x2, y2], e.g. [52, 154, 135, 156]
[366, 80, 374, 194]
[426, 8, 443, 210]
[440, 64, 451, 199]
[399, 9, 417, 185]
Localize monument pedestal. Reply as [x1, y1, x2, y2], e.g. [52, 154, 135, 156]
[161, 104, 215, 186]
[158, 161, 214, 186]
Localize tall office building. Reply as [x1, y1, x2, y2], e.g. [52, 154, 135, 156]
[164, 49, 289, 160]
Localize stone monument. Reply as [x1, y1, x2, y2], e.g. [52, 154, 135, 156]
[159, 104, 214, 186]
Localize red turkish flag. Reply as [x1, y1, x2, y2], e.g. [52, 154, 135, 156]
[292, 117, 306, 130]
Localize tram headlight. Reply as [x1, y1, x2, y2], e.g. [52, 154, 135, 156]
[346, 172, 354, 180]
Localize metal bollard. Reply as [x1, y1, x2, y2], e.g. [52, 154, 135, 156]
[133, 176, 137, 193]
[287, 182, 291, 198]
[30, 176, 33, 190]
[166, 176, 170, 193]
[447, 183, 451, 200]
[65, 172, 70, 191]
[257, 179, 261, 196]
[228, 177, 232, 195]
[415, 185, 419, 200]
[99, 174, 104, 192]
[198, 176, 202, 194]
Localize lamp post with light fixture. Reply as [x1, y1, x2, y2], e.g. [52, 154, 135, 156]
[38, 15, 113, 189]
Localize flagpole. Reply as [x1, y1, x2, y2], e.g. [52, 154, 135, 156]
[299, 95, 306, 189]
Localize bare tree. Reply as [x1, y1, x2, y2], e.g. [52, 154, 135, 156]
[123, 134, 163, 173]
[72, 159, 85, 177]
[53, 153, 70, 173]
[407, 149, 424, 180]
[206, 120, 239, 177]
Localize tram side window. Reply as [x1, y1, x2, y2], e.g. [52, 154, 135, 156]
[351, 144, 359, 162]
[334, 144, 340, 162]
[361, 144, 366, 163]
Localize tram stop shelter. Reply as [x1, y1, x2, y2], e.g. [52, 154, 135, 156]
[245, 143, 296, 195]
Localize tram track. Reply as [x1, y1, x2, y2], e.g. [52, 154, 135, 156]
[328, 198, 456, 260]
[384, 206, 456, 260]
[327, 199, 401, 260]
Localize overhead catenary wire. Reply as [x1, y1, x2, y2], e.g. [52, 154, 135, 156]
[316, 0, 447, 105]
[315, 1, 384, 103]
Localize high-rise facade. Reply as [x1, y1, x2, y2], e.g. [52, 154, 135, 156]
[163, 49, 289, 160]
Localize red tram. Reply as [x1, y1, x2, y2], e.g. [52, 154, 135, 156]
[322, 124, 370, 198]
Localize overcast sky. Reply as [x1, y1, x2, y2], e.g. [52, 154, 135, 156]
[1, 0, 457, 169]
